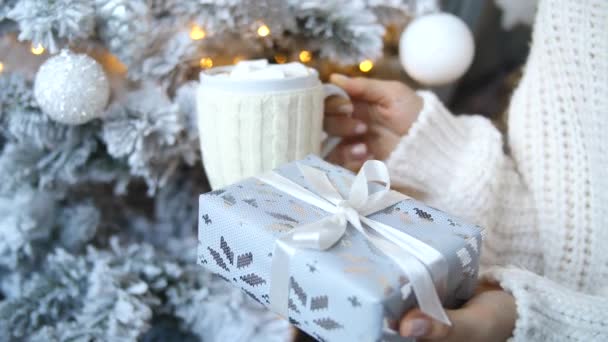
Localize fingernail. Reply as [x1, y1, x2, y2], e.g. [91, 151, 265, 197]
[350, 143, 367, 157]
[354, 122, 367, 134]
[401, 318, 431, 338]
[338, 103, 354, 114]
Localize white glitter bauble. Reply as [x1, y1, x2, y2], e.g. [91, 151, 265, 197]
[399, 13, 474, 86]
[34, 50, 110, 125]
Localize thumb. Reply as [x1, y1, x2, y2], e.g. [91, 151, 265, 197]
[399, 307, 480, 341]
[329, 74, 386, 104]
[399, 308, 452, 340]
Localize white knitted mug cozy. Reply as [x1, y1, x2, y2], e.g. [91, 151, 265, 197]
[197, 64, 346, 189]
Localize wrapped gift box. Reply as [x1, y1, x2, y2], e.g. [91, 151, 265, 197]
[197, 155, 483, 342]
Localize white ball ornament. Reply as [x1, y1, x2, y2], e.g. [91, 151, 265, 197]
[34, 50, 110, 125]
[399, 13, 475, 86]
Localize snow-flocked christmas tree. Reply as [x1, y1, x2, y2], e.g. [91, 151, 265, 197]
[0, 1, 429, 340]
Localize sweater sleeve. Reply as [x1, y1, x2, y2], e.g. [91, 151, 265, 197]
[386, 91, 608, 340]
[385, 90, 532, 233]
[483, 266, 608, 340]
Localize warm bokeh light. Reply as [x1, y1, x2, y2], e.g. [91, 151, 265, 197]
[31, 44, 45, 55]
[256, 24, 270, 37]
[274, 54, 287, 64]
[190, 25, 207, 40]
[233, 56, 245, 64]
[0, 62, 4, 73]
[104, 53, 127, 74]
[199, 57, 214, 69]
[299, 50, 312, 63]
[358, 59, 374, 72]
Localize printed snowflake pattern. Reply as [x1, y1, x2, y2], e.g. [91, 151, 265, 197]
[310, 296, 328, 311]
[206, 236, 268, 292]
[454, 232, 472, 241]
[313, 333, 328, 342]
[289, 317, 301, 327]
[314, 318, 343, 330]
[413, 208, 433, 221]
[240, 273, 266, 286]
[267, 222, 294, 232]
[288, 298, 301, 313]
[463, 265, 477, 278]
[456, 247, 472, 267]
[220, 236, 234, 265]
[466, 237, 479, 253]
[291, 203, 308, 216]
[448, 218, 461, 227]
[243, 198, 258, 207]
[222, 194, 237, 206]
[202, 214, 212, 225]
[347, 296, 361, 307]
[378, 204, 398, 215]
[237, 252, 253, 268]
[266, 211, 299, 223]
[207, 246, 230, 271]
[208, 189, 226, 196]
[399, 212, 415, 225]
[241, 287, 263, 305]
[216, 274, 231, 283]
[290, 277, 307, 306]
[197, 243, 208, 264]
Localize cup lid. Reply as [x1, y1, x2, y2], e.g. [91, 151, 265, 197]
[199, 65, 321, 93]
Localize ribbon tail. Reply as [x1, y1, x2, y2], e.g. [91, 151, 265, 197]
[361, 217, 449, 302]
[369, 235, 451, 326]
[394, 251, 451, 325]
[269, 239, 296, 318]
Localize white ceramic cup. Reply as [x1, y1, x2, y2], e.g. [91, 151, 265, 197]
[197, 65, 347, 189]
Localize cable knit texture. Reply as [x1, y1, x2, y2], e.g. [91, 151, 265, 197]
[386, 1, 608, 340]
[198, 87, 323, 189]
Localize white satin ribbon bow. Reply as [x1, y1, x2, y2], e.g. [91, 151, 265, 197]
[255, 160, 451, 325]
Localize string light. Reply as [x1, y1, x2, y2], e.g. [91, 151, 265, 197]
[199, 57, 213, 69]
[358, 59, 374, 73]
[274, 54, 287, 64]
[190, 25, 206, 40]
[102, 53, 128, 74]
[31, 43, 45, 55]
[299, 50, 312, 63]
[0, 61, 4, 73]
[256, 23, 270, 37]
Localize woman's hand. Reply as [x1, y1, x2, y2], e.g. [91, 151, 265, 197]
[399, 283, 517, 341]
[323, 74, 423, 171]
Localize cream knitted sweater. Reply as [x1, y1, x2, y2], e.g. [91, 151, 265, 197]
[386, 1, 608, 340]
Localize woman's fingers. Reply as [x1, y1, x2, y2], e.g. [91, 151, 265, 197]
[398, 289, 516, 341]
[330, 74, 387, 104]
[325, 141, 372, 172]
[323, 116, 367, 137]
[324, 95, 354, 115]
[399, 307, 484, 341]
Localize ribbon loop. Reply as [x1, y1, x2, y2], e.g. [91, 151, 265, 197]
[257, 160, 451, 326]
[289, 215, 347, 250]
